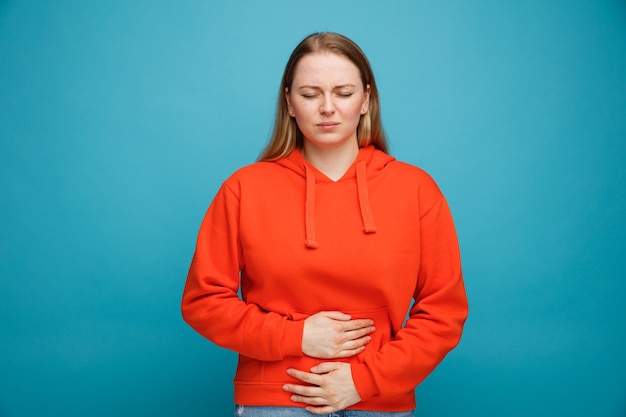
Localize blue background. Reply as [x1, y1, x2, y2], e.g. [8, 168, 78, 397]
[1, 1, 625, 416]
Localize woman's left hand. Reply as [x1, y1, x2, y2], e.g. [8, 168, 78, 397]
[283, 362, 361, 414]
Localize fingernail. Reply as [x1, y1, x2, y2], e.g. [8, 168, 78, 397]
[282, 385, 289, 391]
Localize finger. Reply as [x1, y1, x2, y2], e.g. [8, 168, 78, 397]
[310, 362, 341, 374]
[289, 393, 327, 406]
[283, 383, 323, 398]
[286, 368, 323, 385]
[332, 347, 365, 359]
[342, 319, 375, 331]
[335, 332, 373, 354]
[323, 311, 352, 321]
[345, 326, 375, 341]
[332, 329, 373, 350]
[341, 337, 371, 352]
[305, 405, 338, 415]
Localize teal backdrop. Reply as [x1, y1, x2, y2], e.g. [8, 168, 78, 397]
[1, 1, 625, 416]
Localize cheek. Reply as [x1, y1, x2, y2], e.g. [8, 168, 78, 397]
[343, 102, 365, 118]
[292, 101, 316, 117]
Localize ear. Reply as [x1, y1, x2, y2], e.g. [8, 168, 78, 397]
[362, 84, 371, 114]
[285, 87, 294, 115]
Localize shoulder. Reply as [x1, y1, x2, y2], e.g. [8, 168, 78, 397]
[229, 161, 278, 180]
[222, 161, 284, 194]
[386, 159, 443, 197]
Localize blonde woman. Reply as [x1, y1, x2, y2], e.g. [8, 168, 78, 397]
[182, 32, 468, 417]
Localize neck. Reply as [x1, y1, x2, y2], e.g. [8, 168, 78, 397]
[302, 140, 359, 181]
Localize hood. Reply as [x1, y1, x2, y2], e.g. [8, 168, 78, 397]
[275, 145, 396, 249]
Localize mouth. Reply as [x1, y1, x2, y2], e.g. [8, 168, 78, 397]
[316, 122, 340, 128]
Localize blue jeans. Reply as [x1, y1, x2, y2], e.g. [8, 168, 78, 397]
[234, 405, 414, 417]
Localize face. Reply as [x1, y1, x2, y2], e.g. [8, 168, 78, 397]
[286, 52, 370, 153]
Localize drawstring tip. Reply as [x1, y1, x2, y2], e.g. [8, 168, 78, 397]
[304, 239, 319, 249]
[364, 224, 377, 234]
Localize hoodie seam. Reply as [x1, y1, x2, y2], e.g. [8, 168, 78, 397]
[419, 195, 445, 220]
[223, 180, 241, 201]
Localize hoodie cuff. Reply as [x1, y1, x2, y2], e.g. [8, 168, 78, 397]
[351, 362, 379, 401]
[282, 319, 305, 357]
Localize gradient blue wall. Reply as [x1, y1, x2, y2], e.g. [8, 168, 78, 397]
[1, 1, 625, 416]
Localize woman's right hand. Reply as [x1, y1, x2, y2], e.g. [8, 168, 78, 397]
[301, 311, 376, 359]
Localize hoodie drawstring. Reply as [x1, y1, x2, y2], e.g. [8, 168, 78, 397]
[356, 161, 377, 234]
[304, 165, 319, 249]
[303, 160, 377, 249]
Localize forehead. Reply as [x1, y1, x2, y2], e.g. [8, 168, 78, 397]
[292, 52, 362, 86]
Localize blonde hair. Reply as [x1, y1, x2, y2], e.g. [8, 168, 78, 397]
[258, 32, 388, 161]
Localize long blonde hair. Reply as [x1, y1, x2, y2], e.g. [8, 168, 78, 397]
[258, 32, 388, 161]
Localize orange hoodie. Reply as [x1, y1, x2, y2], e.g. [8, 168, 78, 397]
[182, 145, 467, 411]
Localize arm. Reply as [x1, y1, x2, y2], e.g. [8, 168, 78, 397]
[181, 182, 303, 361]
[283, 197, 467, 410]
[182, 182, 375, 361]
[351, 196, 468, 400]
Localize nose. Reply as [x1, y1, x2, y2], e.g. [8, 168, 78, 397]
[319, 93, 335, 114]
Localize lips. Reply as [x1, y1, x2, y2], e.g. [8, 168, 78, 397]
[316, 122, 340, 129]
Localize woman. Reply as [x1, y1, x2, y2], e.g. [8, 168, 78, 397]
[182, 32, 468, 416]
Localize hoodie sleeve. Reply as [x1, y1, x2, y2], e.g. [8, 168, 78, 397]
[351, 195, 468, 401]
[181, 181, 304, 361]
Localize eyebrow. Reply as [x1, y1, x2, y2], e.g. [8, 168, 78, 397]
[297, 84, 358, 90]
